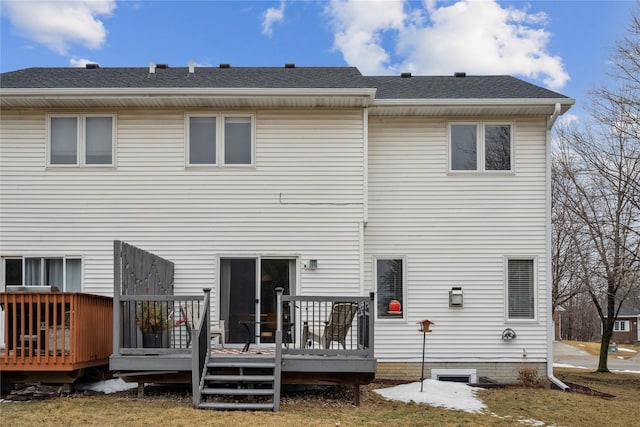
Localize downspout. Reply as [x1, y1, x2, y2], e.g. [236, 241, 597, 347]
[546, 103, 570, 390]
[360, 107, 369, 294]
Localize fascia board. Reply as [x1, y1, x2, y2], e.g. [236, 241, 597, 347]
[0, 87, 378, 100]
[372, 97, 575, 113]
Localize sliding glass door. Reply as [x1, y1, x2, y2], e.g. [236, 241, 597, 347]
[219, 257, 295, 345]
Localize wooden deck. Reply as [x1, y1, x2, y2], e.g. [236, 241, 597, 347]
[110, 290, 376, 410]
[1, 292, 113, 382]
[110, 290, 376, 388]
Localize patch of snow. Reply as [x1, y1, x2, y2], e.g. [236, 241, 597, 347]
[75, 378, 137, 394]
[374, 379, 486, 413]
[612, 369, 640, 375]
[518, 419, 547, 426]
[617, 348, 637, 353]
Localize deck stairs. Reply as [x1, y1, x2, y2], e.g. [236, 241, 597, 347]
[197, 354, 281, 411]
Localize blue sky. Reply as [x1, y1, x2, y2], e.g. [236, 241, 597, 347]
[1, 1, 637, 120]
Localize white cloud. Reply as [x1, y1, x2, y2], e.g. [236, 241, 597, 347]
[326, 0, 570, 90]
[557, 113, 579, 127]
[262, 1, 286, 37]
[2, 0, 115, 55]
[327, 0, 406, 75]
[69, 58, 96, 68]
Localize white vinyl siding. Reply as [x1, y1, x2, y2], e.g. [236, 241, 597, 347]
[366, 116, 548, 361]
[1, 109, 364, 304]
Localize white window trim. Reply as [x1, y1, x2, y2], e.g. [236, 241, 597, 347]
[614, 320, 630, 332]
[1, 255, 83, 292]
[504, 256, 538, 322]
[373, 255, 408, 322]
[222, 113, 256, 167]
[448, 121, 514, 174]
[186, 113, 218, 167]
[83, 113, 116, 167]
[47, 113, 116, 168]
[185, 112, 256, 168]
[431, 368, 477, 384]
[47, 113, 80, 167]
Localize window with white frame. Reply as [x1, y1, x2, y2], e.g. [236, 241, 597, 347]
[188, 116, 217, 165]
[2, 257, 82, 292]
[376, 258, 405, 319]
[614, 320, 629, 332]
[48, 114, 115, 166]
[450, 122, 513, 172]
[507, 258, 535, 320]
[186, 113, 254, 167]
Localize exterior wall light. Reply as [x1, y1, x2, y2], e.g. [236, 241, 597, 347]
[449, 287, 463, 307]
[305, 259, 318, 270]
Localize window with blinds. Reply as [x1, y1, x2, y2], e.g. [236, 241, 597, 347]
[507, 259, 535, 320]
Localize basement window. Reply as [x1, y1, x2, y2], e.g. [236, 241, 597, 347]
[431, 369, 477, 384]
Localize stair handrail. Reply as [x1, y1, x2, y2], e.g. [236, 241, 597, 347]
[192, 288, 211, 407]
[274, 287, 284, 411]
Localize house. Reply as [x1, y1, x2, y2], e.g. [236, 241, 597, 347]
[1, 64, 574, 402]
[610, 314, 640, 344]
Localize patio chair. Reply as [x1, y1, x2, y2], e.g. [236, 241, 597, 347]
[210, 319, 225, 348]
[302, 302, 358, 349]
[179, 305, 225, 348]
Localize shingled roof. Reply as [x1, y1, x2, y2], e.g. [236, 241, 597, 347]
[1, 66, 569, 100]
[363, 75, 568, 99]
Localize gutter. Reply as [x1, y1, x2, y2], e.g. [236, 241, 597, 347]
[547, 102, 562, 130]
[0, 87, 378, 97]
[545, 102, 571, 391]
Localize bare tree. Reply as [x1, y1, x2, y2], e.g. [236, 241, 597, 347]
[552, 9, 640, 372]
[551, 158, 586, 313]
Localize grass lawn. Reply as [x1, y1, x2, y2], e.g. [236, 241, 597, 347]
[1, 368, 638, 426]
[563, 340, 639, 359]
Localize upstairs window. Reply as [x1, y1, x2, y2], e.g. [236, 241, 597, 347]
[507, 258, 535, 320]
[2, 257, 82, 292]
[50, 117, 78, 165]
[49, 114, 115, 166]
[188, 116, 217, 165]
[450, 122, 512, 172]
[187, 113, 254, 167]
[224, 116, 252, 165]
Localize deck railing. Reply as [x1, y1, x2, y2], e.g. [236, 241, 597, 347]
[191, 289, 210, 407]
[113, 289, 374, 360]
[279, 291, 375, 358]
[1, 292, 113, 371]
[115, 294, 205, 355]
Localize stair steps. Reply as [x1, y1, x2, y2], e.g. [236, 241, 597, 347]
[197, 357, 280, 411]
